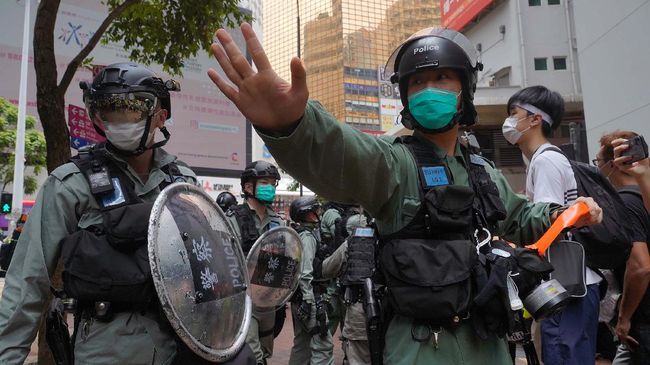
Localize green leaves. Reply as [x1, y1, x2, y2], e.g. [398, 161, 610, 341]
[0, 97, 47, 194]
[102, 0, 251, 75]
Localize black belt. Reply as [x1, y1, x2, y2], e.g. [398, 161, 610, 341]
[79, 300, 155, 321]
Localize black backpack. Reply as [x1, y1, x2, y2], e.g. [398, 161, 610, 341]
[539, 146, 633, 269]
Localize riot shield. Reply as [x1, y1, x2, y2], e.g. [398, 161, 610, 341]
[149, 183, 251, 362]
[246, 227, 302, 313]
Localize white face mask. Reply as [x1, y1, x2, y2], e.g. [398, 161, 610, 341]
[502, 116, 531, 145]
[104, 119, 155, 151]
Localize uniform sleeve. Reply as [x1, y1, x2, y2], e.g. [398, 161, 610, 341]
[530, 154, 568, 205]
[0, 173, 86, 363]
[320, 209, 340, 238]
[258, 101, 407, 218]
[298, 232, 318, 303]
[321, 241, 348, 279]
[486, 166, 553, 245]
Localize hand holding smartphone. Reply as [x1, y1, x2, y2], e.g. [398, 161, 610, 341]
[621, 135, 649, 165]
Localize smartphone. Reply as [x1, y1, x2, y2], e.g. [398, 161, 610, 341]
[621, 135, 649, 164]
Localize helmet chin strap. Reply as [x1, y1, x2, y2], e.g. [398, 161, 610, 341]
[106, 115, 171, 157]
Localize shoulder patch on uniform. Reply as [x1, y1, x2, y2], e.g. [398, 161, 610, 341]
[470, 154, 496, 168]
[378, 134, 399, 144]
[177, 164, 196, 179]
[50, 162, 82, 181]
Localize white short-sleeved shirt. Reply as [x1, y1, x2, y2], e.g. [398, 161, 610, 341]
[526, 143, 578, 205]
[527, 143, 601, 285]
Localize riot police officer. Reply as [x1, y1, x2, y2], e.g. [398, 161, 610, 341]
[319, 203, 363, 346]
[0, 63, 257, 364]
[288, 196, 333, 365]
[226, 160, 284, 364]
[217, 191, 238, 212]
[209, 23, 604, 364]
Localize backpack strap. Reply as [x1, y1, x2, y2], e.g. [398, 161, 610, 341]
[533, 144, 566, 162]
[618, 187, 642, 199]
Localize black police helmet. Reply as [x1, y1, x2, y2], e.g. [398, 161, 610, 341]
[79, 63, 181, 155]
[383, 28, 484, 132]
[240, 161, 281, 188]
[81, 63, 180, 119]
[290, 196, 321, 223]
[216, 191, 237, 212]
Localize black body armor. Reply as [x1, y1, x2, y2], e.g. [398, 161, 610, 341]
[60, 144, 190, 311]
[378, 135, 507, 327]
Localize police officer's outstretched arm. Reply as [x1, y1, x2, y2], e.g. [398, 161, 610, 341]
[0, 173, 82, 363]
[208, 23, 308, 132]
[209, 23, 406, 216]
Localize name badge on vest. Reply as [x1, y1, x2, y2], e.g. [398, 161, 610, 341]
[101, 178, 126, 208]
[269, 220, 280, 230]
[420, 165, 450, 188]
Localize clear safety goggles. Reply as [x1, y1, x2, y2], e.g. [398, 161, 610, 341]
[86, 91, 158, 125]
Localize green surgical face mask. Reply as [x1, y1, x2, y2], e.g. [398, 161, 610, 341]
[407, 87, 460, 131]
[255, 184, 276, 204]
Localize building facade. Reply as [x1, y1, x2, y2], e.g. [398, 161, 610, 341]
[572, 0, 650, 159]
[263, 0, 441, 133]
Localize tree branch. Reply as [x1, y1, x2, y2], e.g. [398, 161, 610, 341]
[58, 0, 141, 93]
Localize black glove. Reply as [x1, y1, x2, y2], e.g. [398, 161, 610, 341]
[296, 301, 313, 323]
[315, 298, 328, 338]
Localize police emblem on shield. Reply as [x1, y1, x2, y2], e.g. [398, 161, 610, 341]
[247, 227, 302, 312]
[148, 183, 251, 362]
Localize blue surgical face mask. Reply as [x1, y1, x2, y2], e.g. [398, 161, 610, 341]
[255, 184, 276, 204]
[407, 87, 460, 130]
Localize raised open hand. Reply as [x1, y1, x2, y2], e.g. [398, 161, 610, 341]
[208, 23, 309, 131]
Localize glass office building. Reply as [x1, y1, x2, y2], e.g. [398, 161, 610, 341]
[263, 0, 441, 132]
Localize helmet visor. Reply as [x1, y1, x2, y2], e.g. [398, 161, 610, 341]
[383, 27, 480, 81]
[86, 91, 158, 126]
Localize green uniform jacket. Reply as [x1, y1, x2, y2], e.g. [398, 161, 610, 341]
[0, 148, 196, 365]
[320, 208, 341, 241]
[258, 101, 553, 365]
[296, 227, 319, 304]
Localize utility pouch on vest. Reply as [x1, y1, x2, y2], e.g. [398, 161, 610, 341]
[424, 185, 475, 233]
[380, 238, 477, 322]
[61, 229, 154, 305]
[102, 202, 154, 251]
[468, 157, 507, 225]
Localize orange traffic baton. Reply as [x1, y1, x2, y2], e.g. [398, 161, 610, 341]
[525, 202, 590, 256]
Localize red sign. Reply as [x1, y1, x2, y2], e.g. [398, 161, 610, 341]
[67, 104, 105, 143]
[361, 129, 385, 136]
[441, 0, 494, 31]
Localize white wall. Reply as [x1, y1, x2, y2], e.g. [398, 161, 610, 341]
[465, 0, 579, 97]
[465, 1, 522, 87]
[573, 0, 650, 158]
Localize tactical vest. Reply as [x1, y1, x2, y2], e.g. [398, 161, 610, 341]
[378, 135, 507, 326]
[60, 144, 192, 309]
[228, 204, 261, 255]
[319, 207, 359, 260]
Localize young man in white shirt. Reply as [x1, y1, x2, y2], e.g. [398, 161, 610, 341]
[503, 85, 601, 364]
